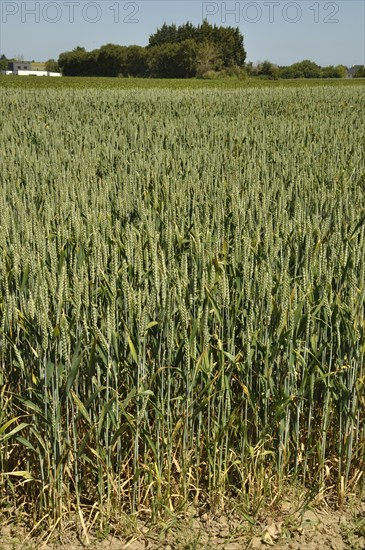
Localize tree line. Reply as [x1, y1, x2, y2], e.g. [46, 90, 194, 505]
[248, 59, 350, 79]
[57, 22, 246, 78]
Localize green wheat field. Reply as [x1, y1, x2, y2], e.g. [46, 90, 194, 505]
[0, 80, 364, 531]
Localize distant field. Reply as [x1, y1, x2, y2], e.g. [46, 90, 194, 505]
[0, 83, 364, 534]
[0, 74, 364, 89]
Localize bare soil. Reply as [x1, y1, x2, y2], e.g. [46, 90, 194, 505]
[1, 499, 365, 550]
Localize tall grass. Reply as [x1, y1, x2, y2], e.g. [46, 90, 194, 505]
[0, 86, 364, 529]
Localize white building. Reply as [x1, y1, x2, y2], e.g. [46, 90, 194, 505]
[2, 61, 61, 77]
[1, 69, 61, 77]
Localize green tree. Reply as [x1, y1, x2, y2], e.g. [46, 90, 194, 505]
[195, 42, 223, 77]
[148, 23, 179, 47]
[280, 60, 321, 79]
[213, 24, 246, 67]
[58, 47, 98, 76]
[176, 21, 196, 42]
[119, 46, 148, 77]
[147, 39, 198, 78]
[257, 60, 279, 79]
[58, 44, 148, 77]
[0, 54, 8, 71]
[320, 64, 347, 78]
[45, 59, 59, 72]
[148, 21, 246, 69]
[58, 47, 86, 76]
[97, 44, 126, 76]
[353, 66, 365, 78]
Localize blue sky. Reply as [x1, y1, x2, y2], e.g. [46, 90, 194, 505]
[0, 1, 364, 66]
